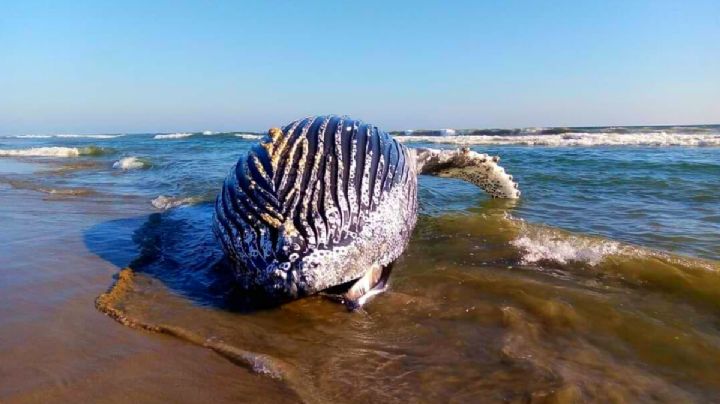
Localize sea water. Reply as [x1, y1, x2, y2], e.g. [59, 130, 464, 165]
[1, 125, 719, 402]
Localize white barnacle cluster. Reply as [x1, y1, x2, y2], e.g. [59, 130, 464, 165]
[213, 116, 418, 298]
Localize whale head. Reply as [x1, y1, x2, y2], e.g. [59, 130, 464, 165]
[213, 115, 418, 301]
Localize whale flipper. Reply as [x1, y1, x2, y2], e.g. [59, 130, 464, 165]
[413, 147, 520, 199]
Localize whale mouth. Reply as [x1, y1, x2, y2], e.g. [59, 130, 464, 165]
[321, 264, 394, 310]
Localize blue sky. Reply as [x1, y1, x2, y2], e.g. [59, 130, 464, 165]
[1, 0, 718, 134]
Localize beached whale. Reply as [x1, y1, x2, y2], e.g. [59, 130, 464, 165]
[213, 115, 519, 308]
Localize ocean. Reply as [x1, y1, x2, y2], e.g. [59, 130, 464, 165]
[1, 124, 719, 402]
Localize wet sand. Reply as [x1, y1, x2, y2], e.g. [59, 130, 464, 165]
[0, 187, 296, 403]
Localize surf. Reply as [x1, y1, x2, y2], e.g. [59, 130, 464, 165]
[0, 146, 112, 157]
[396, 132, 720, 146]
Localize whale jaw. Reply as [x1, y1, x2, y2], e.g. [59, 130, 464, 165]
[321, 264, 393, 310]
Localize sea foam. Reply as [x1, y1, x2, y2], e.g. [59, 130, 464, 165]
[4, 135, 53, 139]
[234, 134, 264, 140]
[0, 146, 108, 157]
[151, 195, 202, 210]
[396, 132, 720, 147]
[154, 132, 193, 140]
[56, 134, 123, 139]
[511, 224, 621, 266]
[113, 157, 151, 170]
[2, 134, 123, 139]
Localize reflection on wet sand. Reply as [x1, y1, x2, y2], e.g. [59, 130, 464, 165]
[0, 191, 297, 404]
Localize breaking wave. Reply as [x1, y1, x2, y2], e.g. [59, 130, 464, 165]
[4, 135, 52, 139]
[397, 133, 720, 147]
[234, 133, 264, 140]
[56, 134, 123, 139]
[2, 134, 123, 139]
[511, 224, 623, 266]
[154, 132, 193, 140]
[113, 157, 152, 170]
[393, 125, 718, 137]
[509, 218, 719, 278]
[0, 146, 111, 157]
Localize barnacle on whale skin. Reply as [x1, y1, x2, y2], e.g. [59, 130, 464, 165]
[213, 115, 520, 303]
[214, 116, 418, 300]
[413, 147, 521, 199]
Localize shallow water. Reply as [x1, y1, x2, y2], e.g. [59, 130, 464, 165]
[1, 126, 720, 402]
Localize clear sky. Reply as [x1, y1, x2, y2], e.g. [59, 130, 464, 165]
[2, 0, 718, 134]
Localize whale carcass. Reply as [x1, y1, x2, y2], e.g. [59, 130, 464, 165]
[213, 115, 519, 307]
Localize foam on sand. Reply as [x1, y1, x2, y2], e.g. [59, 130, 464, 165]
[154, 132, 193, 140]
[0, 146, 109, 157]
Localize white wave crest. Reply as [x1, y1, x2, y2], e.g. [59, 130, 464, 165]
[396, 133, 720, 147]
[235, 133, 264, 140]
[154, 132, 193, 140]
[0, 147, 100, 157]
[113, 157, 151, 170]
[2, 134, 122, 139]
[151, 195, 201, 210]
[511, 226, 621, 266]
[4, 135, 53, 139]
[56, 134, 123, 139]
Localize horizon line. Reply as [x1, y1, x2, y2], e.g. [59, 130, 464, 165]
[3, 121, 719, 137]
